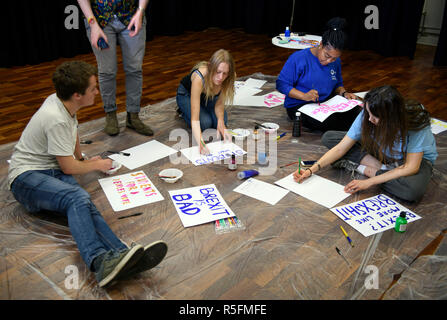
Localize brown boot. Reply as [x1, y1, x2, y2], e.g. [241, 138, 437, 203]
[105, 111, 119, 136]
[126, 112, 154, 136]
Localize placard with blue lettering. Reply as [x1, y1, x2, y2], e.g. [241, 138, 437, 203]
[180, 141, 247, 166]
[330, 194, 422, 237]
[169, 184, 236, 227]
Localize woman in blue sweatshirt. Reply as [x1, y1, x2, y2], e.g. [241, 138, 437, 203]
[276, 17, 361, 132]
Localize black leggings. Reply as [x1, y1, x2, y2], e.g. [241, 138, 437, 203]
[287, 105, 362, 132]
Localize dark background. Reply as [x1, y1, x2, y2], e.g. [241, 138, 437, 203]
[2, 0, 446, 68]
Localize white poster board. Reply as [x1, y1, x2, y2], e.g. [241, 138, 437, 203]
[109, 140, 178, 170]
[233, 91, 285, 108]
[99, 171, 164, 211]
[330, 194, 422, 237]
[275, 173, 350, 208]
[298, 95, 362, 122]
[233, 178, 289, 205]
[180, 141, 246, 166]
[169, 184, 235, 227]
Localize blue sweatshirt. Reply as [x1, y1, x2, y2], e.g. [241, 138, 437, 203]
[276, 48, 343, 109]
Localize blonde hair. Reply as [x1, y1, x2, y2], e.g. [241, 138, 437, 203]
[192, 49, 236, 104]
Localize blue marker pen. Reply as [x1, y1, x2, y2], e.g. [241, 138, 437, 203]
[276, 132, 286, 140]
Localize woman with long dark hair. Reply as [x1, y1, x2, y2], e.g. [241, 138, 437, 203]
[276, 17, 361, 132]
[293, 85, 437, 202]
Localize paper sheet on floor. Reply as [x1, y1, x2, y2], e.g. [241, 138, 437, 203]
[233, 178, 289, 205]
[109, 140, 178, 170]
[275, 173, 350, 208]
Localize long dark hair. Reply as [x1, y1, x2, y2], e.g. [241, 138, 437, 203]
[361, 86, 406, 163]
[361, 86, 431, 163]
[322, 17, 347, 50]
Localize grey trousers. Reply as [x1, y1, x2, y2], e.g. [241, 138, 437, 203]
[85, 16, 147, 113]
[321, 131, 433, 202]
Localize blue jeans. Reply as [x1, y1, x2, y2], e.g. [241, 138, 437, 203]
[176, 83, 228, 131]
[10, 170, 127, 271]
[85, 16, 146, 113]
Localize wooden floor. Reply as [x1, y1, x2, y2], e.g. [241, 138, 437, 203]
[0, 27, 446, 146]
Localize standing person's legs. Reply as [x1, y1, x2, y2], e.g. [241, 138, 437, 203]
[85, 20, 119, 113]
[117, 16, 153, 136]
[85, 18, 120, 135]
[118, 16, 146, 114]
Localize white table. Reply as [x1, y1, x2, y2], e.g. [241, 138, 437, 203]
[272, 33, 322, 50]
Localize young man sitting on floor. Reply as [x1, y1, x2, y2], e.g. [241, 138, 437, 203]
[8, 61, 167, 288]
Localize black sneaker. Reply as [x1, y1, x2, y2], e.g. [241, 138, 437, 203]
[120, 241, 168, 278]
[95, 244, 144, 287]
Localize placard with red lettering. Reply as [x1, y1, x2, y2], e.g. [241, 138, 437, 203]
[330, 194, 422, 237]
[298, 95, 362, 122]
[99, 171, 164, 211]
[169, 184, 235, 227]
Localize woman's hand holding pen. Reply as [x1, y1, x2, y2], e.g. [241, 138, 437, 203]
[304, 89, 319, 102]
[293, 167, 312, 183]
[199, 139, 210, 155]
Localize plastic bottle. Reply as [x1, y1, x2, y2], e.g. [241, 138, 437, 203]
[285, 26, 291, 42]
[237, 170, 259, 180]
[228, 154, 237, 171]
[394, 211, 408, 233]
[292, 111, 301, 137]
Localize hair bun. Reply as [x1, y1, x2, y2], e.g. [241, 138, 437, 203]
[327, 17, 347, 32]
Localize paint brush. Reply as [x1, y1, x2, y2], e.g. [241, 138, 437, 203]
[118, 212, 143, 220]
[253, 121, 273, 129]
[279, 161, 299, 168]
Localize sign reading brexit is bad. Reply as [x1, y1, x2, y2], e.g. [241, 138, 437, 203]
[330, 194, 422, 237]
[169, 184, 235, 227]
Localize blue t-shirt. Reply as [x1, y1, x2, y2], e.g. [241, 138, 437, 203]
[347, 111, 438, 164]
[276, 48, 343, 109]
